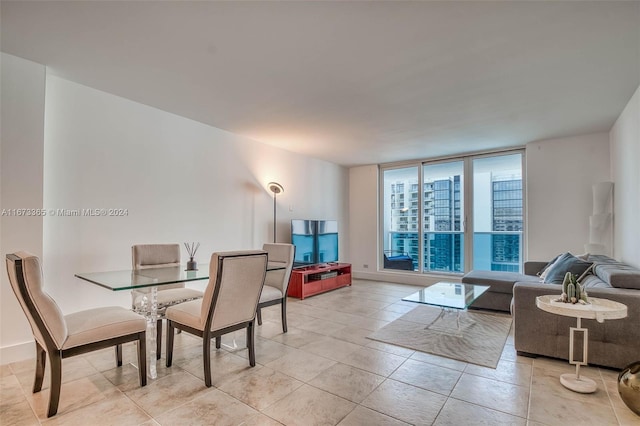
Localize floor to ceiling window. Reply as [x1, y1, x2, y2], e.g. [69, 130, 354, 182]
[382, 166, 419, 271]
[380, 151, 524, 274]
[472, 154, 524, 272]
[423, 161, 464, 273]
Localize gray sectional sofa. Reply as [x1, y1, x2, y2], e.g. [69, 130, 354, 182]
[462, 255, 640, 369]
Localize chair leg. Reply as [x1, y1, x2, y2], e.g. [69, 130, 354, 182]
[33, 341, 46, 393]
[257, 307, 263, 325]
[281, 298, 288, 333]
[247, 321, 256, 367]
[165, 320, 175, 367]
[137, 331, 147, 387]
[156, 319, 162, 360]
[215, 336, 221, 349]
[47, 351, 62, 418]
[116, 344, 123, 367]
[203, 332, 212, 387]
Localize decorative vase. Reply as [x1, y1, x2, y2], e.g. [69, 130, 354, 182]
[618, 361, 640, 415]
[186, 257, 197, 271]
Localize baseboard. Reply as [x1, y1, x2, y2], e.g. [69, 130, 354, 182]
[352, 270, 459, 287]
[0, 340, 35, 366]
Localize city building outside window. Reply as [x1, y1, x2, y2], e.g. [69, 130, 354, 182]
[381, 152, 523, 274]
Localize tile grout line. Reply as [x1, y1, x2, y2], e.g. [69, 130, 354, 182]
[600, 368, 623, 426]
[526, 351, 535, 424]
[6, 368, 42, 425]
[357, 377, 416, 425]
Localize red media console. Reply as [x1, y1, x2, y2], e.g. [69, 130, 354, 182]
[287, 263, 352, 299]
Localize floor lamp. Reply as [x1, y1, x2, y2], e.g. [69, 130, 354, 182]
[268, 182, 284, 243]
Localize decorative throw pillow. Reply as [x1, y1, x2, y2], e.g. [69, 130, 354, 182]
[538, 253, 563, 280]
[576, 252, 590, 261]
[544, 252, 593, 284]
[576, 263, 595, 283]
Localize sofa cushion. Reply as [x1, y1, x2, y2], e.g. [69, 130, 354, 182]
[543, 252, 593, 284]
[462, 270, 539, 294]
[594, 264, 640, 289]
[580, 274, 612, 289]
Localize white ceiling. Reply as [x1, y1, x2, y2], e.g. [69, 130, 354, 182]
[2, 1, 639, 167]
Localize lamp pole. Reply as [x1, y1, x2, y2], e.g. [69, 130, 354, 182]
[273, 192, 277, 243]
[268, 182, 284, 243]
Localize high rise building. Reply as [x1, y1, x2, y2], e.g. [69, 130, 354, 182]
[491, 178, 523, 272]
[425, 176, 462, 272]
[388, 174, 522, 273]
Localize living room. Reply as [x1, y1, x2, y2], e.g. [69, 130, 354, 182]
[1, 1, 639, 425]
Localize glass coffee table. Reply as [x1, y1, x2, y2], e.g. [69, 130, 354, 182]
[403, 282, 490, 335]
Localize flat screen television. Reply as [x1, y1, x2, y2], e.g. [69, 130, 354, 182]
[291, 219, 338, 267]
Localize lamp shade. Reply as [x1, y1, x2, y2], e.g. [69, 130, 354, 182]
[268, 182, 284, 194]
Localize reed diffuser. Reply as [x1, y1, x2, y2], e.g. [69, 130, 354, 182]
[184, 242, 200, 271]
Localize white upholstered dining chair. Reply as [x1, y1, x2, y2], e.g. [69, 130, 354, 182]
[165, 250, 267, 387]
[257, 243, 295, 333]
[6, 252, 147, 418]
[131, 244, 203, 359]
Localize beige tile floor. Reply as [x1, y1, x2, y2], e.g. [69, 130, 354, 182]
[1, 279, 638, 425]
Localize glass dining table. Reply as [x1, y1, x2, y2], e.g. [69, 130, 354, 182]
[75, 262, 284, 379]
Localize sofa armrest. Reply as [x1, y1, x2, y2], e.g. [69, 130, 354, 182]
[524, 261, 547, 276]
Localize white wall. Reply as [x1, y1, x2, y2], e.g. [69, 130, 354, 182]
[0, 54, 46, 364]
[610, 85, 640, 268]
[0, 73, 349, 363]
[526, 132, 611, 260]
[43, 75, 349, 312]
[349, 165, 378, 273]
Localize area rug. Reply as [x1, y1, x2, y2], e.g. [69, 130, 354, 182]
[367, 305, 512, 368]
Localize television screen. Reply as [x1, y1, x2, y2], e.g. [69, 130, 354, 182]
[292, 220, 316, 265]
[291, 219, 338, 266]
[317, 220, 338, 263]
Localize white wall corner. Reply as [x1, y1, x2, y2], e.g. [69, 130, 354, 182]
[1, 53, 46, 364]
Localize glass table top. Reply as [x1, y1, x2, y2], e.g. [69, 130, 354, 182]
[402, 282, 490, 309]
[76, 262, 285, 291]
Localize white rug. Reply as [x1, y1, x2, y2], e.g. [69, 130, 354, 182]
[368, 305, 512, 368]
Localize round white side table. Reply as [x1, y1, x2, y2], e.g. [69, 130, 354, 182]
[536, 295, 627, 393]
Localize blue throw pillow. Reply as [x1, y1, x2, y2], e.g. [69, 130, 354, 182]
[544, 252, 593, 284]
[537, 253, 563, 277]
